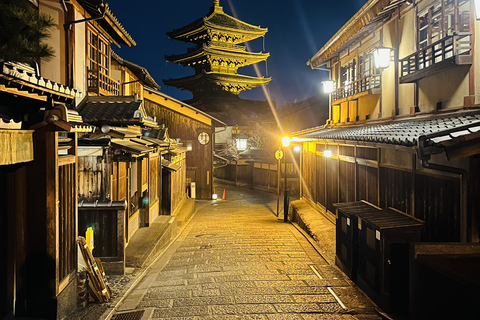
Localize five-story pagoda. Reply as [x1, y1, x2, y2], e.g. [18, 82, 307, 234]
[164, 0, 271, 117]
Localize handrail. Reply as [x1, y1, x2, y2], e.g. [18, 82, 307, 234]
[87, 67, 120, 96]
[331, 75, 381, 101]
[400, 33, 471, 78]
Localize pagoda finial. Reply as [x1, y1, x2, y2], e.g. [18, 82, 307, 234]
[213, 0, 223, 13]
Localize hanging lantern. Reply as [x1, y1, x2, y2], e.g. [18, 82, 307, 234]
[373, 47, 392, 69]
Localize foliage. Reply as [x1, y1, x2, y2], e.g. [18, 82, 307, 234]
[222, 138, 240, 159]
[0, 0, 55, 64]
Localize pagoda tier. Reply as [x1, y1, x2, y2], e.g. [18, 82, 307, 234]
[165, 43, 269, 73]
[166, 0, 267, 45]
[163, 71, 271, 96]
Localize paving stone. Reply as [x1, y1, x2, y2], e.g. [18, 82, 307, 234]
[234, 295, 293, 304]
[173, 296, 235, 307]
[137, 299, 173, 308]
[210, 303, 277, 314]
[152, 306, 209, 318]
[273, 303, 323, 313]
[291, 294, 337, 303]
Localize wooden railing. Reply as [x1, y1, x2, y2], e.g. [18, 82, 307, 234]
[400, 33, 471, 79]
[87, 67, 120, 96]
[331, 75, 381, 101]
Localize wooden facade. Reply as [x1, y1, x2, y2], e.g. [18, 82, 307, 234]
[300, 141, 472, 242]
[144, 88, 225, 200]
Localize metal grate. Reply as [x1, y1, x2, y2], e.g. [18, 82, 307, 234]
[111, 310, 145, 320]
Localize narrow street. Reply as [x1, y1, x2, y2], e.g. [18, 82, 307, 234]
[112, 185, 383, 319]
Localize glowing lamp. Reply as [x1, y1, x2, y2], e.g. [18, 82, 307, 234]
[236, 138, 247, 151]
[322, 80, 335, 94]
[294, 146, 301, 152]
[373, 47, 392, 69]
[476, 0, 480, 19]
[324, 150, 332, 157]
[212, 193, 218, 200]
[281, 136, 291, 147]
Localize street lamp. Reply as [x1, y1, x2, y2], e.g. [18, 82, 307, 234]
[373, 47, 393, 69]
[282, 136, 291, 222]
[475, 0, 480, 20]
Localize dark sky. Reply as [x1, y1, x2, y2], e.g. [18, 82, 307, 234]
[109, 0, 367, 107]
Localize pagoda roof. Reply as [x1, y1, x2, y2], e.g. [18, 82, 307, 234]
[166, 0, 267, 44]
[163, 71, 271, 94]
[165, 43, 269, 66]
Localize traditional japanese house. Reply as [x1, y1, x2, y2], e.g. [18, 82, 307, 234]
[296, 0, 480, 316]
[0, 60, 89, 318]
[1, 0, 138, 317]
[77, 96, 160, 243]
[164, 0, 272, 124]
[143, 87, 226, 199]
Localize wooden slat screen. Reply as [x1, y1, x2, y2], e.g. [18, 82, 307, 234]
[149, 156, 158, 202]
[58, 162, 76, 282]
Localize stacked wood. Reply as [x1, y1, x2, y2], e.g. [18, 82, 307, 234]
[77, 237, 112, 302]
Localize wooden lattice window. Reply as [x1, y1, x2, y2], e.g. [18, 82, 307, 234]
[87, 26, 110, 76]
[417, 0, 470, 49]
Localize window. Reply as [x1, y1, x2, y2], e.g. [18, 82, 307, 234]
[340, 60, 356, 88]
[87, 26, 110, 76]
[417, 0, 470, 49]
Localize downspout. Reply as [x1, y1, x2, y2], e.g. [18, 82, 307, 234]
[211, 123, 227, 195]
[420, 160, 468, 242]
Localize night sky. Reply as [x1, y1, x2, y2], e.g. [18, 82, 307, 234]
[108, 0, 367, 107]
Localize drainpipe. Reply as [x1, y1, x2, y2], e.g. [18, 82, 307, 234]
[211, 124, 227, 195]
[420, 160, 468, 242]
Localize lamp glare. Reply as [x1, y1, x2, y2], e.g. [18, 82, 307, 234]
[374, 47, 392, 69]
[324, 150, 332, 157]
[322, 80, 335, 94]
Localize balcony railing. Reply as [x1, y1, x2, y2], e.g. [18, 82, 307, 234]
[87, 67, 120, 96]
[400, 33, 472, 83]
[331, 75, 381, 101]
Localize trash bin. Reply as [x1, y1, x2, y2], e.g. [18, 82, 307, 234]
[333, 201, 381, 280]
[356, 208, 423, 314]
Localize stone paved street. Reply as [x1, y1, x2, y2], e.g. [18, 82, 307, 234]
[115, 186, 383, 319]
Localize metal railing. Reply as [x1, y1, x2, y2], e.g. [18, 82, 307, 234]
[87, 67, 120, 96]
[331, 75, 381, 101]
[400, 33, 471, 78]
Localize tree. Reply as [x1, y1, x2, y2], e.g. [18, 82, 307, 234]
[0, 0, 54, 64]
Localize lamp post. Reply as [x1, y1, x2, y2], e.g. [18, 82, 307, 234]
[281, 136, 290, 222]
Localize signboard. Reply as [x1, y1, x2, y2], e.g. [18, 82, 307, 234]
[275, 149, 283, 160]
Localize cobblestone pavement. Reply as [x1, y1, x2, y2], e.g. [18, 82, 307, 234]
[113, 186, 383, 320]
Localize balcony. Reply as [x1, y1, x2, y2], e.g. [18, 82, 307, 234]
[87, 67, 120, 96]
[400, 33, 472, 84]
[331, 75, 381, 102]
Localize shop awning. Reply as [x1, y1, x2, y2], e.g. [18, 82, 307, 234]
[294, 110, 480, 161]
[0, 130, 34, 165]
[111, 139, 153, 155]
[161, 159, 181, 172]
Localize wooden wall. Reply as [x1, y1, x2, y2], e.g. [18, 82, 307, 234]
[144, 99, 213, 199]
[302, 141, 469, 242]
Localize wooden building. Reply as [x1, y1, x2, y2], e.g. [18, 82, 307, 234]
[143, 88, 226, 200]
[1, 0, 137, 318]
[296, 0, 480, 315]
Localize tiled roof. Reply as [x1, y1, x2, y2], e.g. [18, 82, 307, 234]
[78, 98, 142, 123]
[76, 0, 136, 46]
[296, 111, 480, 148]
[206, 13, 265, 33]
[112, 52, 160, 89]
